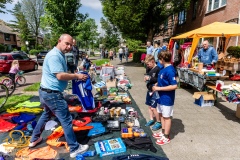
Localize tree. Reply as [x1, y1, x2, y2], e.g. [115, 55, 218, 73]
[0, 0, 12, 13]
[100, 18, 120, 49]
[100, 0, 191, 41]
[44, 0, 88, 43]
[8, 2, 30, 47]
[77, 18, 99, 50]
[21, 0, 44, 48]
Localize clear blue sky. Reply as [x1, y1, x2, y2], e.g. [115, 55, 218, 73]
[0, 0, 104, 32]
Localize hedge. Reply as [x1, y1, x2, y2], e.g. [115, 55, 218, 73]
[132, 49, 146, 63]
[227, 46, 240, 58]
[29, 49, 40, 55]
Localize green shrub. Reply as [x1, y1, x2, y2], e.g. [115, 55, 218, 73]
[37, 45, 44, 50]
[29, 49, 40, 55]
[21, 46, 27, 53]
[132, 49, 146, 63]
[13, 48, 18, 51]
[227, 46, 240, 58]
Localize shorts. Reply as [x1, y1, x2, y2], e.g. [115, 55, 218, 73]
[156, 104, 173, 117]
[145, 91, 158, 108]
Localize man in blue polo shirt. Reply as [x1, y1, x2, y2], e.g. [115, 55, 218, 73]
[146, 41, 154, 54]
[29, 34, 89, 158]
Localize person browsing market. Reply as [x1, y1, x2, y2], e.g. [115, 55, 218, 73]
[29, 34, 89, 158]
[198, 40, 218, 66]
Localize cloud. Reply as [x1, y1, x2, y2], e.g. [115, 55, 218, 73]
[81, 0, 102, 10]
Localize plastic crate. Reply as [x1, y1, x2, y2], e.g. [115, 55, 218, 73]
[187, 70, 194, 86]
[179, 68, 187, 82]
[193, 72, 199, 89]
[196, 74, 206, 91]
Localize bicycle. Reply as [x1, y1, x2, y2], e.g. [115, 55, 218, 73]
[1, 75, 16, 96]
[15, 71, 26, 86]
[0, 80, 9, 108]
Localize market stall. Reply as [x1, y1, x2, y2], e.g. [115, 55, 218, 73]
[0, 63, 167, 159]
[170, 22, 240, 63]
[170, 22, 240, 91]
[171, 22, 240, 118]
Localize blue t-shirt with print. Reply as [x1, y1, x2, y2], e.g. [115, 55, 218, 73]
[157, 65, 177, 106]
[41, 47, 68, 92]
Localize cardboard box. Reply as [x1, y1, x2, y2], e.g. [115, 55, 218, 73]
[236, 104, 240, 118]
[94, 137, 126, 157]
[193, 92, 216, 107]
[106, 79, 116, 88]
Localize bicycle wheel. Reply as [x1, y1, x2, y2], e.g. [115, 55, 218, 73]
[16, 76, 26, 86]
[0, 84, 8, 108]
[2, 77, 16, 95]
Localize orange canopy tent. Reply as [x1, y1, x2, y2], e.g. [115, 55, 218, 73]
[170, 22, 240, 62]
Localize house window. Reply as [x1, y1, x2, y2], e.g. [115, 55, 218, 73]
[178, 10, 187, 25]
[207, 0, 227, 12]
[192, 0, 198, 19]
[4, 33, 11, 41]
[164, 20, 168, 30]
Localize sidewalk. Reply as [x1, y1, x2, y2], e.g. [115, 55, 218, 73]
[109, 57, 240, 160]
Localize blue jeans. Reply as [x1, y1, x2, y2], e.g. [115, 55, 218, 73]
[30, 89, 79, 153]
[125, 53, 128, 62]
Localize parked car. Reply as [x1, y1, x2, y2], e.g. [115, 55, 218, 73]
[0, 52, 38, 73]
[36, 51, 48, 66]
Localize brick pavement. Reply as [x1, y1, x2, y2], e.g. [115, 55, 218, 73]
[110, 57, 240, 160]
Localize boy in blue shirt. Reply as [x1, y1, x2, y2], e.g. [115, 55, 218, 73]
[152, 51, 177, 145]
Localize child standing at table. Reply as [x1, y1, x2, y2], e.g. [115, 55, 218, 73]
[144, 55, 161, 131]
[152, 51, 177, 145]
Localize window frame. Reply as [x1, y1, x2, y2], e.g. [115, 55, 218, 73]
[207, 0, 227, 13]
[178, 10, 187, 25]
[192, 0, 198, 20]
[4, 33, 11, 41]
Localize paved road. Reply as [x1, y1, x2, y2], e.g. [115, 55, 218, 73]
[109, 57, 240, 160]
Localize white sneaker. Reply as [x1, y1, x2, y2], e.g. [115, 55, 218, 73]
[152, 131, 164, 139]
[70, 144, 89, 158]
[29, 137, 43, 147]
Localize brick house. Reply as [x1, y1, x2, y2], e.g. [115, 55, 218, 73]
[155, 0, 240, 51]
[0, 19, 43, 51]
[0, 20, 18, 51]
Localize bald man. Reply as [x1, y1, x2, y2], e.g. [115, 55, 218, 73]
[29, 34, 89, 158]
[198, 40, 218, 66]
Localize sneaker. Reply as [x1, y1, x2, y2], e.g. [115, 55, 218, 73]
[151, 122, 162, 131]
[29, 137, 43, 147]
[70, 144, 89, 158]
[156, 136, 170, 145]
[152, 131, 164, 139]
[145, 120, 155, 126]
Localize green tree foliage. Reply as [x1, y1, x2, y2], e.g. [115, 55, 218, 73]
[0, 0, 12, 13]
[100, 18, 120, 49]
[77, 18, 99, 50]
[21, 0, 44, 47]
[44, 0, 88, 40]
[100, 0, 191, 41]
[126, 39, 142, 52]
[8, 2, 30, 46]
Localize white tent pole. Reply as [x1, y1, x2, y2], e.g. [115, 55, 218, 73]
[216, 37, 219, 51]
[236, 10, 240, 46]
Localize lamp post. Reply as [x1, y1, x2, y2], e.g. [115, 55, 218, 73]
[25, 41, 29, 56]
